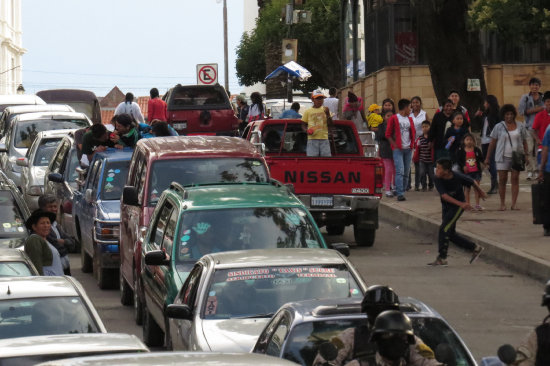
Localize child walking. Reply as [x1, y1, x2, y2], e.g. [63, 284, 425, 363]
[414, 120, 434, 191]
[457, 133, 484, 210]
[429, 158, 487, 266]
[444, 111, 469, 165]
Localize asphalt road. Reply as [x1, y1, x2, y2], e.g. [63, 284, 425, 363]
[69, 220, 547, 362]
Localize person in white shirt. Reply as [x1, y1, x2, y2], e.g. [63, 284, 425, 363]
[114, 92, 145, 124]
[409, 96, 429, 191]
[324, 87, 339, 119]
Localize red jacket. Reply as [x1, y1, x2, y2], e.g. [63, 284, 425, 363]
[385, 114, 415, 150]
[148, 97, 167, 122]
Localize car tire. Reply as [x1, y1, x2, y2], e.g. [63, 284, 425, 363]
[143, 303, 164, 347]
[81, 247, 93, 273]
[353, 225, 375, 247]
[134, 270, 143, 325]
[120, 271, 133, 306]
[326, 224, 345, 236]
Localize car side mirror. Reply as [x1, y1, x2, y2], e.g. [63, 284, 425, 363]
[122, 186, 138, 206]
[165, 304, 193, 321]
[497, 344, 517, 364]
[0, 142, 7, 153]
[85, 189, 93, 203]
[330, 243, 350, 257]
[15, 157, 28, 167]
[48, 172, 64, 183]
[144, 250, 170, 266]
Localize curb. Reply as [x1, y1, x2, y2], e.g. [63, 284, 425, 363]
[379, 202, 550, 282]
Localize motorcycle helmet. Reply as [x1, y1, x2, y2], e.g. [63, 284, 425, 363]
[361, 285, 400, 325]
[370, 310, 415, 344]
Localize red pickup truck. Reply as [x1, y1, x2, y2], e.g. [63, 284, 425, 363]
[245, 119, 383, 246]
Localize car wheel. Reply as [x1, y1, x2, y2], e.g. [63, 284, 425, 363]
[143, 303, 164, 347]
[133, 270, 143, 325]
[326, 224, 345, 235]
[120, 271, 133, 306]
[353, 225, 375, 247]
[81, 247, 93, 273]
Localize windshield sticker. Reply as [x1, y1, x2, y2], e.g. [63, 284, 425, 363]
[106, 177, 114, 182]
[209, 290, 216, 296]
[115, 169, 121, 173]
[224, 267, 339, 282]
[18, 227, 24, 232]
[3, 223, 11, 228]
[192, 222, 210, 235]
[228, 269, 270, 277]
[104, 183, 114, 192]
[205, 296, 218, 315]
[108, 173, 115, 178]
[350, 288, 360, 296]
[336, 278, 347, 284]
[181, 234, 190, 242]
[273, 278, 293, 286]
[305, 240, 320, 248]
[285, 214, 301, 226]
[252, 161, 261, 166]
[108, 169, 114, 173]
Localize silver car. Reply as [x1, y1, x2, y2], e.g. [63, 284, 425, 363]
[35, 352, 298, 366]
[0, 94, 45, 113]
[0, 111, 91, 187]
[0, 248, 38, 276]
[0, 103, 75, 138]
[0, 333, 148, 365]
[0, 276, 107, 340]
[18, 129, 77, 211]
[252, 297, 477, 366]
[165, 248, 367, 352]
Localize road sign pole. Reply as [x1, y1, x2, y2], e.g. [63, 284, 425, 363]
[223, 0, 229, 92]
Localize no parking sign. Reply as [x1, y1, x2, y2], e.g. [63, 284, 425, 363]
[197, 63, 218, 85]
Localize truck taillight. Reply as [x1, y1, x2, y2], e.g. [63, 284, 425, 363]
[375, 166, 384, 194]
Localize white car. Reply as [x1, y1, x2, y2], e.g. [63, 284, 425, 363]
[0, 248, 38, 276]
[166, 248, 367, 352]
[0, 333, 148, 365]
[0, 94, 45, 113]
[18, 129, 77, 211]
[0, 276, 107, 340]
[265, 97, 313, 119]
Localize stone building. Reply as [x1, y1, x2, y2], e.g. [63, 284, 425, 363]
[0, 0, 24, 95]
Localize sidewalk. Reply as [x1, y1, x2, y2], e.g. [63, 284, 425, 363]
[379, 174, 550, 282]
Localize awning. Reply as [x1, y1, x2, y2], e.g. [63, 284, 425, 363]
[264, 61, 312, 81]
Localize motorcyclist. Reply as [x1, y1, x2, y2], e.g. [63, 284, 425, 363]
[313, 285, 440, 366]
[514, 279, 550, 366]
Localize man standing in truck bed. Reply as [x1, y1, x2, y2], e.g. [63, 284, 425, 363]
[302, 89, 334, 157]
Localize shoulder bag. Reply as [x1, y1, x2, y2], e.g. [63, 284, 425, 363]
[503, 122, 525, 171]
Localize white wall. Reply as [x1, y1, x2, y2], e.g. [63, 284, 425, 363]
[242, 0, 266, 96]
[0, 0, 25, 94]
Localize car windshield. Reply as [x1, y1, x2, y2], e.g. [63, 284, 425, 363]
[0, 262, 33, 277]
[65, 102, 94, 120]
[147, 158, 269, 206]
[33, 138, 63, 167]
[0, 296, 99, 339]
[100, 160, 130, 200]
[281, 317, 474, 366]
[177, 207, 323, 263]
[14, 120, 88, 148]
[203, 264, 361, 320]
[0, 190, 26, 238]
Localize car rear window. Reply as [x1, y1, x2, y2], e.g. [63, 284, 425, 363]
[101, 160, 130, 200]
[169, 87, 229, 109]
[33, 138, 63, 167]
[147, 158, 269, 206]
[0, 190, 26, 238]
[0, 262, 33, 277]
[14, 120, 88, 148]
[0, 296, 99, 340]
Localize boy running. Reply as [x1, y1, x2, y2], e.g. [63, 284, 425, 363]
[429, 158, 486, 266]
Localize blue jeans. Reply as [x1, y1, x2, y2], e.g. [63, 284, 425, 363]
[393, 148, 412, 196]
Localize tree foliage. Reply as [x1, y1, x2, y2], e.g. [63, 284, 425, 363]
[469, 0, 550, 42]
[235, 0, 342, 93]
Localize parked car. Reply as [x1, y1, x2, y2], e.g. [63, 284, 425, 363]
[165, 248, 364, 352]
[73, 148, 132, 289]
[252, 297, 477, 366]
[0, 94, 45, 113]
[0, 103, 75, 138]
[119, 136, 270, 326]
[18, 129, 77, 211]
[35, 352, 297, 366]
[0, 276, 107, 340]
[0, 170, 31, 248]
[164, 84, 239, 135]
[245, 119, 382, 246]
[44, 132, 82, 244]
[0, 333, 148, 365]
[0, 248, 38, 276]
[264, 97, 313, 119]
[37, 89, 101, 124]
[0, 111, 91, 187]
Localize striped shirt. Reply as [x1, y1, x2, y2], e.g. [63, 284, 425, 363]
[417, 136, 433, 163]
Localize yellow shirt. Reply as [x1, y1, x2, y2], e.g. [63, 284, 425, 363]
[302, 106, 329, 140]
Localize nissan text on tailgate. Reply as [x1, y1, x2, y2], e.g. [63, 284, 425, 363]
[246, 119, 383, 246]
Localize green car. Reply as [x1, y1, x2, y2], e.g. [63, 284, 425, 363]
[140, 181, 346, 347]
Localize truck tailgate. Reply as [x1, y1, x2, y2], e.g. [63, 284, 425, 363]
[267, 157, 381, 196]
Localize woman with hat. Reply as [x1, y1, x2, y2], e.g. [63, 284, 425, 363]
[24, 210, 64, 276]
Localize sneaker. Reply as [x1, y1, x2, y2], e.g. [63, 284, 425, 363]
[534, 172, 539, 180]
[470, 245, 484, 264]
[397, 195, 406, 201]
[527, 172, 533, 180]
[385, 191, 394, 198]
[474, 205, 484, 211]
[414, 187, 420, 192]
[428, 257, 448, 266]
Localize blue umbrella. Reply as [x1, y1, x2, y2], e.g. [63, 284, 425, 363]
[264, 61, 312, 81]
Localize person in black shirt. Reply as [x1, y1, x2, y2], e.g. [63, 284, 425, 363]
[429, 99, 454, 161]
[429, 159, 487, 266]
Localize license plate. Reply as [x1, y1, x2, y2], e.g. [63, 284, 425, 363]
[173, 122, 187, 130]
[311, 196, 333, 207]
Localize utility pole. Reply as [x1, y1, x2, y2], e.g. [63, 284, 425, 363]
[223, 0, 229, 92]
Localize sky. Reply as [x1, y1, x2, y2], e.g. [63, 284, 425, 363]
[21, 0, 246, 97]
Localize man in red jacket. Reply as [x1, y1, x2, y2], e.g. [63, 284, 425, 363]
[147, 87, 167, 122]
[386, 99, 415, 201]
